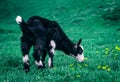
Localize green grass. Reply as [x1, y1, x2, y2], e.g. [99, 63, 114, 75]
[0, 0, 120, 82]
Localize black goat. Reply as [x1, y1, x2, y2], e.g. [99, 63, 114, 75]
[16, 16, 84, 72]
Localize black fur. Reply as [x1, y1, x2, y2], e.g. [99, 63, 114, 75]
[17, 16, 84, 72]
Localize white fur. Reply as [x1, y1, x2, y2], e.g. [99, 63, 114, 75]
[51, 48, 55, 54]
[16, 16, 22, 24]
[76, 53, 84, 62]
[50, 40, 56, 54]
[50, 40, 56, 48]
[48, 40, 56, 67]
[48, 58, 51, 67]
[35, 60, 43, 66]
[80, 45, 84, 50]
[23, 55, 29, 63]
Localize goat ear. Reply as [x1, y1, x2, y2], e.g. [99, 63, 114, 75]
[77, 39, 82, 45]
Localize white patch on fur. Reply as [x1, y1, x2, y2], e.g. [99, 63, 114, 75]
[16, 16, 22, 24]
[23, 55, 29, 63]
[50, 40, 56, 54]
[35, 60, 43, 66]
[80, 45, 84, 50]
[48, 58, 51, 67]
[51, 48, 55, 54]
[50, 40, 56, 48]
[76, 54, 84, 62]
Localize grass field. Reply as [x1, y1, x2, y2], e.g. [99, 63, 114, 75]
[0, 0, 120, 82]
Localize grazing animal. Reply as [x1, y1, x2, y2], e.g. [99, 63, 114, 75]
[16, 16, 84, 72]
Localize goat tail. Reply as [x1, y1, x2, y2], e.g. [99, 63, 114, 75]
[16, 15, 27, 25]
[16, 15, 27, 28]
[16, 16, 23, 24]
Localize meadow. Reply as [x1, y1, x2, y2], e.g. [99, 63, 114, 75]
[0, 0, 120, 82]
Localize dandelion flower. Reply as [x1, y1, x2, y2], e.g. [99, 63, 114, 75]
[98, 65, 101, 69]
[76, 74, 80, 78]
[105, 51, 108, 55]
[105, 48, 109, 51]
[96, 51, 99, 54]
[69, 64, 74, 67]
[115, 45, 120, 51]
[107, 68, 111, 71]
[115, 45, 119, 49]
[102, 66, 106, 70]
[84, 57, 88, 60]
[84, 64, 88, 67]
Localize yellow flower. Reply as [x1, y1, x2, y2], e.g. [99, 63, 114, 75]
[107, 68, 111, 71]
[96, 51, 99, 54]
[84, 64, 88, 67]
[102, 66, 107, 70]
[105, 48, 109, 51]
[76, 74, 80, 78]
[84, 57, 88, 60]
[69, 64, 74, 67]
[98, 65, 101, 69]
[115, 46, 118, 49]
[115, 45, 120, 51]
[105, 51, 108, 55]
[105, 48, 109, 55]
